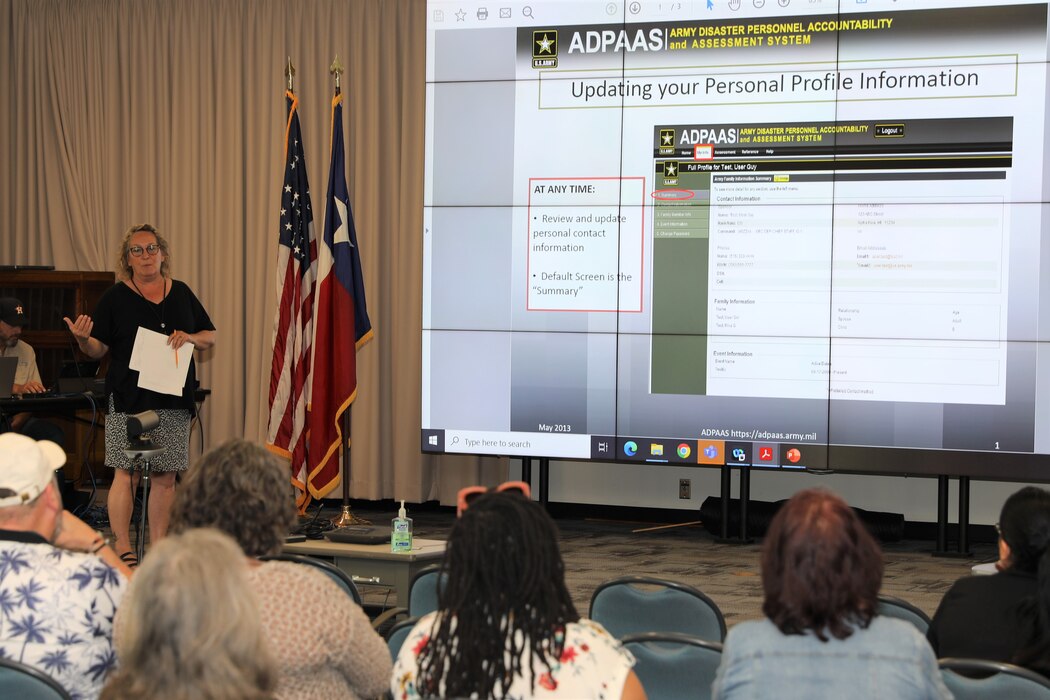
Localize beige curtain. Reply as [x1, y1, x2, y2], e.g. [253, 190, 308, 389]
[0, 0, 503, 504]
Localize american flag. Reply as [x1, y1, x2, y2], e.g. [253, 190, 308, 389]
[266, 90, 317, 508]
[307, 91, 373, 499]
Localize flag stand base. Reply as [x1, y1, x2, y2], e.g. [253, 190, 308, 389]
[332, 505, 371, 527]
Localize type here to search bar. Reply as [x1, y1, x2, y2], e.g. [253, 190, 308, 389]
[443, 429, 591, 458]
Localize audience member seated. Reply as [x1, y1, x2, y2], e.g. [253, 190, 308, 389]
[0, 433, 131, 699]
[170, 439, 391, 700]
[391, 485, 647, 699]
[927, 485, 1050, 675]
[101, 528, 275, 699]
[712, 488, 951, 700]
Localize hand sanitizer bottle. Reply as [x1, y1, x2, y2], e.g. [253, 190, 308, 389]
[391, 500, 413, 553]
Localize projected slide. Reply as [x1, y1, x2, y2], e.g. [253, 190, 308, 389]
[422, 0, 1050, 480]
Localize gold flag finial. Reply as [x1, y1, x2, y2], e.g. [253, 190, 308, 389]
[329, 55, 345, 95]
[285, 57, 296, 92]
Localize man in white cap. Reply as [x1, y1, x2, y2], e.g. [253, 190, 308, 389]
[0, 433, 131, 698]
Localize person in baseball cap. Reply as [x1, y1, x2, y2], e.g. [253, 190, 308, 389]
[0, 296, 41, 386]
[0, 432, 64, 507]
[0, 296, 64, 446]
[0, 431, 132, 571]
[0, 297, 28, 329]
[0, 433, 131, 697]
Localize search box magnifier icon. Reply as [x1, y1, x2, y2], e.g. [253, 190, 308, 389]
[522, 5, 534, 17]
[450, 436, 460, 446]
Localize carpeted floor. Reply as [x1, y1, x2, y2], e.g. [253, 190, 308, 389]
[319, 505, 995, 627]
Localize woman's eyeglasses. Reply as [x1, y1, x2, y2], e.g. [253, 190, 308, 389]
[129, 244, 161, 258]
[456, 480, 531, 516]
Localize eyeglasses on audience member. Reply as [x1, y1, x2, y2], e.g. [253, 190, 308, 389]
[129, 243, 161, 257]
[457, 481, 531, 516]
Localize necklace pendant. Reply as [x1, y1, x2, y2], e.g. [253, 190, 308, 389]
[161, 323, 166, 329]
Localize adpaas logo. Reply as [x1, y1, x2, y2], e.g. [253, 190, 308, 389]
[532, 30, 558, 69]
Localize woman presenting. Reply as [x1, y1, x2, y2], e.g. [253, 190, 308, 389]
[65, 223, 215, 568]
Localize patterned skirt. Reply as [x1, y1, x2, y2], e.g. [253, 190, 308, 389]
[105, 395, 191, 472]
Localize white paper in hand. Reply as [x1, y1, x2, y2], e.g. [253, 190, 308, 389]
[131, 326, 193, 396]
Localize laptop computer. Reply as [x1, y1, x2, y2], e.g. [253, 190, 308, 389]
[56, 360, 102, 395]
[325, 526, 391, 545]
[0, 357, 18, 399]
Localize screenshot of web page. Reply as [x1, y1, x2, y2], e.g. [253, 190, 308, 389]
[422, 0, 1050, 474]
[649, 116, 1011, 405]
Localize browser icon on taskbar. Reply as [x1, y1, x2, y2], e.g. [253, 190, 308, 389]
[623, 440, 638, 457]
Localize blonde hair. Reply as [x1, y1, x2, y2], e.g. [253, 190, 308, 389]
[116, 223, 172, 280]
[101, 528, 276, 700]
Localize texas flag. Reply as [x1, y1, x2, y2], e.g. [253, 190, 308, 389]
[306, 91, 373, 501]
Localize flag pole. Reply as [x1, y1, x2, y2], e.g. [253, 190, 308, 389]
[269, 56, 319, 513]
[333, 408, 367, 526]
[328, 54, 369, 528]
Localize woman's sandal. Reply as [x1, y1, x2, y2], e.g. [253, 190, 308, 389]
[119, 552, 139, 569]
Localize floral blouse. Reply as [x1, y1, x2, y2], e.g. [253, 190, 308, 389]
[0, 534, 126, 700]
[391, 614, 636, 699]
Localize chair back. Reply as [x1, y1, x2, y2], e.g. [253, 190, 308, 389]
[260, 553, 363, 604]
[386, 616, 420, 661]
[939, 658, 1050, 699]
[0, 657, 72, 700]
[589, 575, 727, 642]
[622, 632, 723, 700]
[876, 594, 931, 634]
[409, 565, 446, 617]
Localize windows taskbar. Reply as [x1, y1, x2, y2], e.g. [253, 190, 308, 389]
[420, 428, 823, 469]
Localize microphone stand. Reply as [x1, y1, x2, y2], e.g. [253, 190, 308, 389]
[123, 437, 167, 562]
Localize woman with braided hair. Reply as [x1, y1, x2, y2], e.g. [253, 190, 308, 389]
[928, 485, 1050, 676]
[390, 485, 647, 699]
